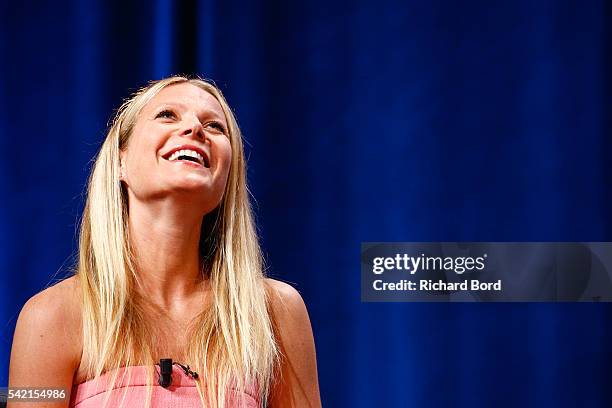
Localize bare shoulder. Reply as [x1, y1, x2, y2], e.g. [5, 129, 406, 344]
[264, 278, 314, 335]
[265, 278, 307, 312]
[9, 276, 82, 392]
[16, 276, 82, 336]
[264, 278, 321, 407]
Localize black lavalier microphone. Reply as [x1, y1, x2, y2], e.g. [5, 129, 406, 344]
[158, 358, 200, 388]
[159, 358, 173, 388]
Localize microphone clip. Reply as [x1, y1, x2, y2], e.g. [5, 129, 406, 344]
[158, 358, 200, 388]
[175, 362, 199, 380]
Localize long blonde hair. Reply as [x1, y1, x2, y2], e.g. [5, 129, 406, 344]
[76, 76, 278, 407]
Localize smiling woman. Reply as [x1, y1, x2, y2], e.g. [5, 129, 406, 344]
[8, 77, 321, 408]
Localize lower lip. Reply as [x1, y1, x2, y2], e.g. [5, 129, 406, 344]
[168, 159, 208, 169]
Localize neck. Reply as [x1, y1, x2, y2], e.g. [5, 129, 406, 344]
[127, 196, 207, 308]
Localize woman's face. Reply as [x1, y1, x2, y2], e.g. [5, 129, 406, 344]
[120, 83, 232, 215]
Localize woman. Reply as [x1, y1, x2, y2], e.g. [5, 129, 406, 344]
[8, 76, 321, 407]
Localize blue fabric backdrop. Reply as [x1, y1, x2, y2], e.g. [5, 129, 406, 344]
[2, 0, 612, 406]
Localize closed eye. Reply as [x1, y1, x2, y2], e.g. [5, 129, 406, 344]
[206, 121, 226, 134]
[155, 109, 177, 120]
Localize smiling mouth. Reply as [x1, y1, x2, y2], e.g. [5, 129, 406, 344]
[165, 150, 210, 168]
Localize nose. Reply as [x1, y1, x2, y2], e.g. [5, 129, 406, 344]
[182, 120, 206, 141]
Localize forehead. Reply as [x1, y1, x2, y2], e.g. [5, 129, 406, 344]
[144, 83, 226, 120]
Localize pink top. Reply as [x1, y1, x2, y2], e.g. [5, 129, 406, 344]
[69, 365, 259, 407]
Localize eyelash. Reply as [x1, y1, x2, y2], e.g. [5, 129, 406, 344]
[155, 110, 226, 133]
[207, 121, 226, 133]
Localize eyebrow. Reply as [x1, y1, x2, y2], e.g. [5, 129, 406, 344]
[154, 102, 187, 111]
[153, 102, 226, 123]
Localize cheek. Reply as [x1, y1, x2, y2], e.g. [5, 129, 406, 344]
[129, 124, 166, 157]
[215, 139, 233, 174]
[124, 138, 161, 180]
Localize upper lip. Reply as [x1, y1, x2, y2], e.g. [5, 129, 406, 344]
[162, 144, 210, 167]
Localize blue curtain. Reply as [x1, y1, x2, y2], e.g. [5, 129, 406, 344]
[2, 0, 611, 406]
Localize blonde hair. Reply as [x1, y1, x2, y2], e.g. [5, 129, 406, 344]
[76, 76, 278, 407]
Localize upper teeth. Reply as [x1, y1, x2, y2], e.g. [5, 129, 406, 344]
[168, 149, 205, 165]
